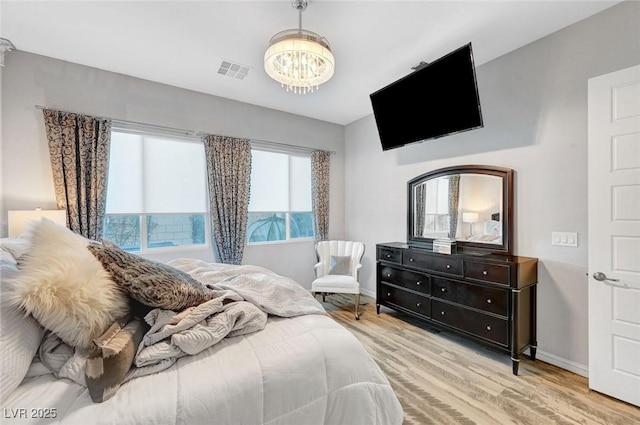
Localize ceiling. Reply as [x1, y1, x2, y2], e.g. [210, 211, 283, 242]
[1, 1, 621, 125]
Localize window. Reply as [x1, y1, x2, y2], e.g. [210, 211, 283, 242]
[424, 177, 450, 234]
[104, 131, 208, 252]
[247, 149, 314, 243]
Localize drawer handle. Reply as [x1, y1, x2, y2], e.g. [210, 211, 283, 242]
[441, 288, 446, 292]
[441, 311, 446, 315]
[409, 258, 414, 262]
[482, 270, 488, 275]
[416, 281, 421, 286]
[416, 302, 422, 307]
[386, 254, 391, 258]
[446, 264, 451, 269]
[486, 299, 492, 304]
[387, 293, 391, 297]
[386, 273, 391, 277]
[486, 326, 492, 331]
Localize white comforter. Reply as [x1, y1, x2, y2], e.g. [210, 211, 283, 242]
[4, 262, 404, 425]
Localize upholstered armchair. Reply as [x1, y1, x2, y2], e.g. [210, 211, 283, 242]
[311, 240, 365, 320]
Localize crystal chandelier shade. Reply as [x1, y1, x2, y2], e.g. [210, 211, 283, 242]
[264, 0, 335, 94]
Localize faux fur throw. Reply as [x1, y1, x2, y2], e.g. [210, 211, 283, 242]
[9, 219, 129, 350]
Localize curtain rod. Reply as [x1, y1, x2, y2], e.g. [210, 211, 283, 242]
[34, 105, 335, 155]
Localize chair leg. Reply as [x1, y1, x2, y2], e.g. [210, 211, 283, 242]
[322, 293, 326, 302]
[355, 293, 360, 320]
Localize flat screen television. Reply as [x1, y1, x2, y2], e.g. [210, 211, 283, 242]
[370, 43, 483, 151]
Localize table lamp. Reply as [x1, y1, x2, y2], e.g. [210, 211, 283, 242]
[462, 212, 479, 237]
[8, 209, 67, 237]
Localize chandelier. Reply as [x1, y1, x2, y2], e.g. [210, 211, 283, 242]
[264, 0, 335, 94]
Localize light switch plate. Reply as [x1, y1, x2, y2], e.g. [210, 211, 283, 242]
[552, 231, 578, 247]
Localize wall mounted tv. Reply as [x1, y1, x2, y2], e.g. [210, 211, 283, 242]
[370, 43, 483, 151]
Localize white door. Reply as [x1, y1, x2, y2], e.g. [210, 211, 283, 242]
[588, 64, 640, 407]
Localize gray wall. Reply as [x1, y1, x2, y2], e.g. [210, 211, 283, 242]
[0, 51, 345, 288]
[344, 1, 640, 375]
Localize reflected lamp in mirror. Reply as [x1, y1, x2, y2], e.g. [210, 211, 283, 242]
[8, 209, 67, 237]
[462, 212, 480, 237]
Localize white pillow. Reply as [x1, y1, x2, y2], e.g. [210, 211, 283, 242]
[0, 237, 31, 261]
[7, 219, 130, 350]
[483, 220, 502, 236]
[0, 255, 44, 399]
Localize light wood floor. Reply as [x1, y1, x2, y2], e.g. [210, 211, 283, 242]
[322, 294, 640, 425]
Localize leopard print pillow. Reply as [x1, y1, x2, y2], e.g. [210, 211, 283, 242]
[87, 242, 213, 311]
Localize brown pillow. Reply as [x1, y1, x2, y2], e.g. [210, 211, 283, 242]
[85, 316, 148, 403]
[87, 242, 214, 311]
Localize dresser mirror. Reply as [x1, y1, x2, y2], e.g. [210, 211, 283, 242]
[407, 165, 514, 254]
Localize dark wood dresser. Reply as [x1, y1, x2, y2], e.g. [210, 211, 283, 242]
[376, 242, 538, 374]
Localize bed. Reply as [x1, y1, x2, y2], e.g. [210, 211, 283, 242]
[461, 219, 503, 244]
[0, 221, 403, 425]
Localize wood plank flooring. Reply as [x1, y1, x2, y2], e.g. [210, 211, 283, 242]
[322, 294, 640, 425]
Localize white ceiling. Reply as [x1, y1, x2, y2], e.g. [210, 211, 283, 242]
[1, 1, 621, 125]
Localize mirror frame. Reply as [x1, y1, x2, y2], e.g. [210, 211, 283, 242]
[407, 165, 514, 255]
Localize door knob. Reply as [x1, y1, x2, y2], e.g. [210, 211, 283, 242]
[593, 272, 619, 282]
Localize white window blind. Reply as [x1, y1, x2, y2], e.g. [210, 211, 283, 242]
[106, 132, 207, 214]
[424, 178, 450, 215]
[249, 150, 289, 212]
[290, 155, 312, 211]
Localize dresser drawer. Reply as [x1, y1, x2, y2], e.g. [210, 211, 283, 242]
[431, 300, 508, 346]
[465, 261, 511, 286]
[403, 250, 463, 277]
[377, 246, 402, 264]
[378, 265, 429, 295]
[431, 277, 508, 316]
[380, 284, 431, 318]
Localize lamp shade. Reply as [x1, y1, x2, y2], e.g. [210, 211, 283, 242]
[8, 209, 67, 237]
[462, 212, 480, 223]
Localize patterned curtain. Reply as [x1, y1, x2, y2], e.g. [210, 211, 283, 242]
[203, 135, 251, 265]
[448, 175, 461, 239]
[415, 183, 426, 237]
[311, 150, 331, 241]
[43, 109, 111, 240]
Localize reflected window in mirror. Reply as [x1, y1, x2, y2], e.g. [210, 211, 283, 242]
[414, 177, 451, 239]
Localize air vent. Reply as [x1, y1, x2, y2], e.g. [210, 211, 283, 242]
[217, 60, 250, 80]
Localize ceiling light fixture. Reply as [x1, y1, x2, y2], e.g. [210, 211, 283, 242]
[0, 38, 16, 67]
[264, 0, 335, 94]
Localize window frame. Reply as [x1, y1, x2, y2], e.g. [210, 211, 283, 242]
[104, 129, 211, 253]
[246, 148, 315, 245]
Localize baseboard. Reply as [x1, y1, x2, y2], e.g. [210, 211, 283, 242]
[535, 349, 588, 378]
[360, 288, 376, 298]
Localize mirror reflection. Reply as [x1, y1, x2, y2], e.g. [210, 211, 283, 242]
[413, 174, 503, 244]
